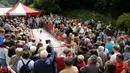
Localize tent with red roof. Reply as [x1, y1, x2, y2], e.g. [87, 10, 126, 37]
[6, 3, 40, 16]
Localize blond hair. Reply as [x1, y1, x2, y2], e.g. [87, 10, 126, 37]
[40, 50, 48, 59]
[15, 48, 23, 56]
[113, 45, 120, 51]
[77, 55, 84, 61]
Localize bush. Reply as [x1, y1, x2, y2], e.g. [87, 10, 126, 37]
[62, 9, 112, 24]
[33, 0, 61, 13]
[29, 4, 34, 8]
[116, 13, 130, 31]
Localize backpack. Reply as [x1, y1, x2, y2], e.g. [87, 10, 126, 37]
[0, 66, 11, 73]
[20, 59, 31, 73]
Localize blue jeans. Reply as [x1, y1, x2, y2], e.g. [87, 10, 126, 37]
[0, 59, 7, 67]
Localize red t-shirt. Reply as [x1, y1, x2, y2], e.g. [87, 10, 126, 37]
[76, 61, 86, 69]
[56, 57, 65, 72]
[115, 61, 124, 73]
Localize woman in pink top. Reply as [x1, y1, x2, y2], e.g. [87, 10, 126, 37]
[76, 55, 86, 73]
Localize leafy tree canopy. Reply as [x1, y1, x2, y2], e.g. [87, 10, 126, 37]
[116, 13, 130, 30]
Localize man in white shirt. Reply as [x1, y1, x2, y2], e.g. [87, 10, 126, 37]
[110, 45, 120, 63]
[79, 26, 84, 37]
[28, 38, 36, 48]
[96, 21, 101, 30]
[17, 50, 34, 73]
[36, 16, 40, 27]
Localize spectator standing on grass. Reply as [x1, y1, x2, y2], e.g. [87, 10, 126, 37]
[56, 55, 65, 73]
[105, 37, 114, 54]
[121, 60, 130, 73]
[28, 38, 36, 48]
[81, 55, 99, 73]
[125, 36, 130, 46]
[0, 28, 5, 47]
[55, 49, 70, 73]
[30, 17, 33, 28]
[3, 21, 11, 33]
[124, 45, 130, 61]
[17, 50, 34, 73]
[76, 55, 86, 73]
[115, 54, 124, 73]
[97, 46, 108, 67]
[0, 42, 8, 67]
[89, 49, 103, 69]
[99, 29, 105, 42]
[30, 45, 40, 62]
[36, 16, 40, 28]
[118, 36, 125, 53]
[110, 45, 120, 63]
[104, 61, 116, 73]
[96, 21, 101, 30]
[33, 47, 55, 73]
[8, 48, 23, 73]
[0, 28, 9, 67]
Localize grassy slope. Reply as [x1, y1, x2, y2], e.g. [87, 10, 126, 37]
[62, 9, 114, 24]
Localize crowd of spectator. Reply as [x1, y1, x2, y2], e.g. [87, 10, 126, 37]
[0, 14, 130, 73]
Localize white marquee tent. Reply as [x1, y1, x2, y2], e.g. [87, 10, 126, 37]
[6, 3, 40, 16]
[0, 8, 11, 16]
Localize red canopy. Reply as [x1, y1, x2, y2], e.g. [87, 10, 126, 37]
[6, 3, 40, 16]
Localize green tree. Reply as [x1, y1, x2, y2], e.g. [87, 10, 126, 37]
[34, 0, 61, 13]
[116, 13, 130, 31]
[59, 0, 97, 10]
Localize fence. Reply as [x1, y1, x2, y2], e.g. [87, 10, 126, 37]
[43, 24, 65, 42]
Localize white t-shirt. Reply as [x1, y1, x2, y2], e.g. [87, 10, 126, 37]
[110, 52, 120, 63]
[73, 26, 77, 32]
[79, 28, 84, 34]
[97, 48, 109, 56]
[17, 58, 34, 71]
[96, 23, 101, 30]
[28, 42, 36, 48]
[104, 48, 109, 55]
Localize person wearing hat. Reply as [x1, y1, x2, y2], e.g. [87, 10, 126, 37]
[17, 50, 34, 73]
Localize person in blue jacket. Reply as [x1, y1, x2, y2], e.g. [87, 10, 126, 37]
[105, 37, 114, 54]
[0, 28, 5, 47]
[33, 46, 56, 73]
